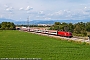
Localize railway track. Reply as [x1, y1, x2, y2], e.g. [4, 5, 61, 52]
[19, 27, 90, 44]
[27, 31, 90, 44]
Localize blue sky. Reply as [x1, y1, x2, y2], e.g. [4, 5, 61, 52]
[0, 0, 90, 21]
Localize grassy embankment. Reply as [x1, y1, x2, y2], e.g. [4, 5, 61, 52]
[0, 30, 90, 60]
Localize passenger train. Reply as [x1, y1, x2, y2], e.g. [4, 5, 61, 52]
[20, 27, 73, 38]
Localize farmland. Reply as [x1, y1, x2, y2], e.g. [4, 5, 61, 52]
[0, 30, 90, 60]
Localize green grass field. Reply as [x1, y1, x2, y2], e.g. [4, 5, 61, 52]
[0, 30, 90, 60]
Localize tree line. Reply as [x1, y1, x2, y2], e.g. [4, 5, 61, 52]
[0, 22, 16, 30]
[50, 22, 90, 36]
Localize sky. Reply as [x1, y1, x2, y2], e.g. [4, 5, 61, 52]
[0, 0, 90, 21]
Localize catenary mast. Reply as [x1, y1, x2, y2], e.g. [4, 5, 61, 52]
[27, 16, 30, 31]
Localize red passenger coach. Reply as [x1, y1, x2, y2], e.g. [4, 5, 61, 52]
[57, 31, 73, 38]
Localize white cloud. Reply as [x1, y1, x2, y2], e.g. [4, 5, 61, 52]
[4, 4, 14, 12]
[5, 7, 13, 12]
[1, 0, 90, 21]
[38, 11, 44, 14]
[0, 15, 3, 18]
[25, 6, 33, 11]
[45, 17, 51, 20]
[4, 4, 9, 8]
[45, 8, 90, 20]
[84, 7, 87, 9]
[19, 7, 24, 10]
[30, 8, 90, 20]
[54, 10, 64, 15]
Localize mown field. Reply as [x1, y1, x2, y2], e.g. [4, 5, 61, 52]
[0, 30, 90, 60]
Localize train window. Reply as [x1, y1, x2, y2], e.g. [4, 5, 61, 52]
[52, 32, 57, 33]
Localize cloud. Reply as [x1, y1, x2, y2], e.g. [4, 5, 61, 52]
[54, 10, 64, 15]
[6, 7, 13, 12]
[63, 0, 89, 3]
[19, 7, 24, 10]
[38, 11, 44, 14]
[4, 6, 90, 20]
[45, 8, 90, 20]
[1, 0, 90, 21]
[4, 5, 14, 13]
[4, 4, 9, 8]
[45, 17, 51, 20]
[38, 11, 45, 16]
[0, 15, 3, 18]
[25, 6, 33, 11]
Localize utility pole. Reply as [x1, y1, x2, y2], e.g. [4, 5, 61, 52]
[27, 16, 30, 31]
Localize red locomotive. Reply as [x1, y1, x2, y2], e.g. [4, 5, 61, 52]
[57, 31, 73, 38]
[48, 30, 73, 38]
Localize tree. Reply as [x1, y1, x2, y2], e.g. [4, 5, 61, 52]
[9, 22, 16, 30]
[68, 23, 74, 32]
[54, 22, 61, 25]
[1, 22, 7, 29]
[0, 22, 16, 30]
[74, 22, 87, 36]
[74, 25, 81, 34]
[61, 22, 68, 31]
[50, 22, 61, 30]
[0, 24, 1, 28]
[86, 22, 90, 32]
[50, 22, 87, 36]
[0, 23, 1, 30]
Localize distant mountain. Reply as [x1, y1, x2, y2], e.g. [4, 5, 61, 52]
[31, 20, 90, 24]
[14, 20, 90, 25]
[14, 20, 55, 25]
[0, 18, 90, 25]
[0, 18, 15, 23]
